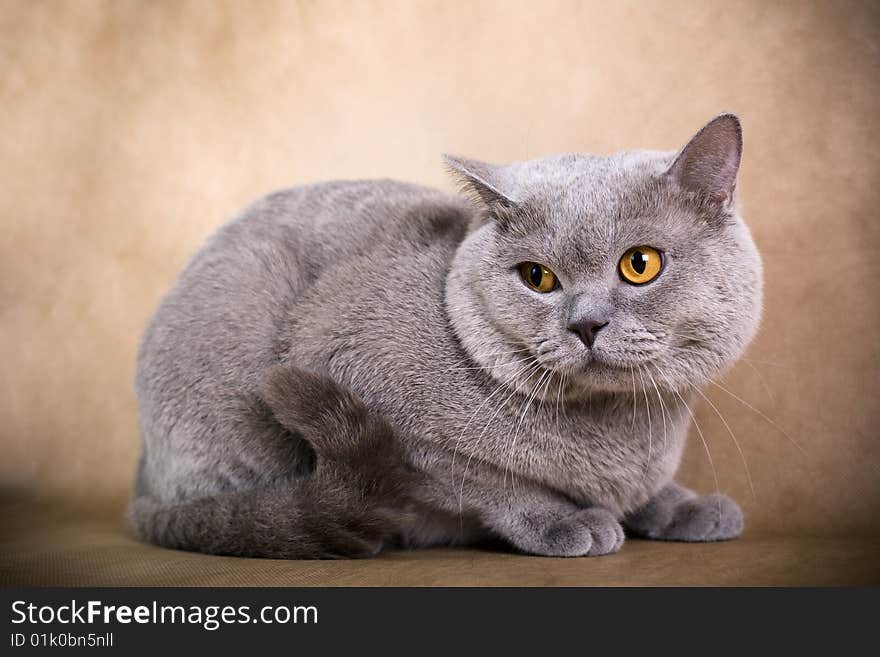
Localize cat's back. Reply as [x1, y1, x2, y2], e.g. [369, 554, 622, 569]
[137, 178, 472, 407]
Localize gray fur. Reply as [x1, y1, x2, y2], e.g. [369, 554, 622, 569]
[131, 114, 762, 558]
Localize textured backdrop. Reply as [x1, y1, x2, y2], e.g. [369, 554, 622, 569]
[2, 0, 878, 538]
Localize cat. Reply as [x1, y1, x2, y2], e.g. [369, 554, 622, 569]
[130, 114, 762, 559]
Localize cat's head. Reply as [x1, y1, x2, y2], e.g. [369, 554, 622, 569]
[444, 114, 763, 394]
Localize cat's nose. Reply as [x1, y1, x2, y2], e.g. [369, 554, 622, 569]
[568, 317, 609, 348]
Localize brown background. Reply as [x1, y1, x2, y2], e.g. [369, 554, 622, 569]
[2, 0, 879, 580]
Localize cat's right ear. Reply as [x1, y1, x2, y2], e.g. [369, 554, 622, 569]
[443, 154, 519, 211]
[664, 113, 743, 208]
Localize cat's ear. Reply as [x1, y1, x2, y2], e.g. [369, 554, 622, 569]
[664, 113, 743, 206]
[443, 154, 518, 209]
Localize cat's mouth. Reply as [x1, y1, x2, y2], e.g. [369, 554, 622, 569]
[530, 336, 669, 391]
[590, 350, 658, 368]
[540, 347, 657, 373]
[565, 358, 662, 393]
[539, 348, 666, 390]
[529, 352, 657, 395]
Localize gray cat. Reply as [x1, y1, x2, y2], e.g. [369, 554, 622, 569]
[130, 114, 762, 559]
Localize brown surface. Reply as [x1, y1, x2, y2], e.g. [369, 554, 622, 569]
[1, 1, 879, 585]
[2, 500, 878, 586]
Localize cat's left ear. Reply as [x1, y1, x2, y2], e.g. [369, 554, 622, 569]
[443, 154, 518, 209]
[664, 113, 743, 207]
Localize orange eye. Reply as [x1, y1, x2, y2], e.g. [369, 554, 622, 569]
[619, 246, 663, 285]
[519, 262, 558, 293]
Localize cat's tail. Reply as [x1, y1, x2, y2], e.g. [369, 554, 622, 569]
[129, 367, 418, 559]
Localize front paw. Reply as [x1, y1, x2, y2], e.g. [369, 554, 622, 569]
[541, 508, 625, 557]
[629, 493, 743, 542]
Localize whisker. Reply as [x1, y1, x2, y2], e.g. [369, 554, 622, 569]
[458, 361, 544, 531]
[691, 385, 756, 500]
[452, 358, 541, 537]
[435, 352, 536, 375]
[649, 329, 706, 342]
[450, 356, 537, 490]
[707, 379, 806, 455]
[645, 369, 669, 456]
[674, 389, 722, 515]
[741, 357, 788, 368]
[522, 370, 556, 495]
[636, 366, 652, 475]
[504, 369, 551, 492]
[436, 346, 535, 371]
[741, 359, 776, 402]
[460, 363, 539, 504]
[554, 367, 565, 438]
[630, 365, 637, 431]
[562, 370, 570, 421]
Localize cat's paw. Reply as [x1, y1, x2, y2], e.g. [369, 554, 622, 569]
[624, 483, 743, 543]
[661, 493, 743, 542]
[540, 508, 625, 557]
[632, 493, 743, 542]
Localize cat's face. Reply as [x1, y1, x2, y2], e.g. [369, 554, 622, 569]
[445, 115, 763, 394]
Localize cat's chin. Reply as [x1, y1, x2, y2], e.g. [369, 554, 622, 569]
[562, 356, 681, 394]
[574, 363, 647, 393]
[563, 357, 720, 396]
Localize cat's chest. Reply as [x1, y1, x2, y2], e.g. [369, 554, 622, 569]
[388, 360, 686, 512]
[412, 384, 688, 512]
